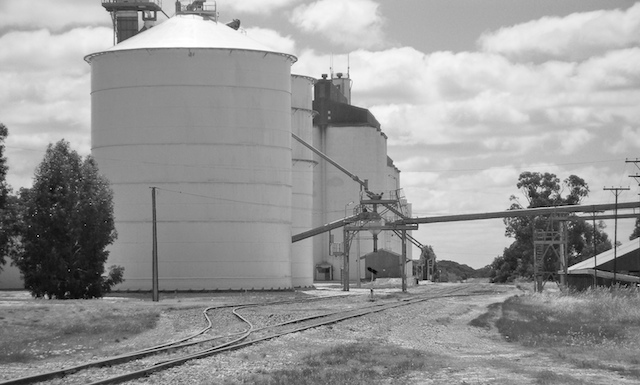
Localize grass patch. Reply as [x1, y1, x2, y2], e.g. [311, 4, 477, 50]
[492, 287, 640, 378]
[497, 288, 640, 346]
[532, 369, 589, 385]
[0, 301, 160, 363]
[224, 341, 446, 385]
[468, 302, 501, 329]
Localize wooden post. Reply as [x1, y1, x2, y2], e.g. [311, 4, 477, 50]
[401, 230, 407, 292]
[151, 187, 159, 302]
[343, 227, 349, 291]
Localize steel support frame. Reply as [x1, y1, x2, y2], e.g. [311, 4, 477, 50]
[533, 214, 569, 292]
[342, 223, 412, 292]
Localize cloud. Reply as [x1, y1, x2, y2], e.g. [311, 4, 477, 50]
[558, 129, 595, 154]
[217, 0, 301, 15]
[577, 48, 640, 91]
[610, 125, 640, 153]
[295, 38, 640, 171]
[478, 3, 640, 62]
[0, 0, 108, 33]
[0, 27, 112, 73]
[245, 27, 297, 55]
[290, 0, 386, 50]
[0, 26, 110, 189]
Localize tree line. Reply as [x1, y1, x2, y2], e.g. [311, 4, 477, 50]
[416, 171, 639, 284]
[0, 123, 122, 299]
[490, 171, 640, 283]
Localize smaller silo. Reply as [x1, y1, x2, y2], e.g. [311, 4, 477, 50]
[291, 75, 316, 287]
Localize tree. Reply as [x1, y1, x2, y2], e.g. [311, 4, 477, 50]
[0, 194, 23, 272]
[14, 140, 122, 299]
[630, 217, 640, 241]
[491, 171, 609, 283]
[0, 123, 13, 271]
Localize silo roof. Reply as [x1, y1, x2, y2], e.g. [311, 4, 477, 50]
[86, 14, 296, 62]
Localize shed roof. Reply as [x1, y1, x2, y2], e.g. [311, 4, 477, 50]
[363, 249, 402, 258]
[569, 239, 640, 271]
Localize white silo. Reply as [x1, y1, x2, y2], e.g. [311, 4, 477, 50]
[85, 14, 296, 290]
[290, 75, 315, 287]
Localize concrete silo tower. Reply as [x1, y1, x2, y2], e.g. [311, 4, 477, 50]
[85, 9, 297, 290]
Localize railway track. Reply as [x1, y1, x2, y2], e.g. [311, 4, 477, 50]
[1, 285, 481, 385]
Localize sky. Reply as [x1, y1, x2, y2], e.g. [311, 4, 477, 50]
[1, 0, 639, 268]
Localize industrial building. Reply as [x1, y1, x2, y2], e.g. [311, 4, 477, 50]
[567, 239, 640, 290]
[81, 1, 414, 291]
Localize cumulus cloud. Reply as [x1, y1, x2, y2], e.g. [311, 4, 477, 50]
[577, 48, 640, 91]
[0, 26, 110, 189]
[558, 129, 595, 154]
[290, 0, 386, 50]
[478, 3, 640, 62]
[245, 27, 297, 55]
[295, 32, 639, 173]
[0, 0, 109, 33]
[610, 126, 640, 153]
[217, 0, 301, 15]
[0, 27, 112, 73]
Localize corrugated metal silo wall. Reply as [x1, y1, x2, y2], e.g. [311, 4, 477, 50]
[290, 75, 315, 287]
[91, 48, 293, 290]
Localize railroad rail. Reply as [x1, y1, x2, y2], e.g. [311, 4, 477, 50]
[1, 286, 483, 385]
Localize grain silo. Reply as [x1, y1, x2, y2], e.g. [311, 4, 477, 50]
[290, 75, 316, 287]
[85, 13, 296, 290]
[312, 74, 391, 281]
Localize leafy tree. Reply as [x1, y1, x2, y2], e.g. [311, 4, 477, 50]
[491, 171, 609, 283]
[435, 260, 476, 282]
[415, 245, 436, 280]
[1, 194, 24, 272]
[0, 124, 8, 207]
[630, 217, 640, 241]
[14, 140, 122, 299]
[0, 123, 13, 271]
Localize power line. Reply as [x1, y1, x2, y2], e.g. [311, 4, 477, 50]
[401, 158, 624, 173]
[6, 144, 626, 175]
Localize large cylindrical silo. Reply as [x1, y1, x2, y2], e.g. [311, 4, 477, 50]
[290, 75, 315, 287]
[85, 15, 296, 290]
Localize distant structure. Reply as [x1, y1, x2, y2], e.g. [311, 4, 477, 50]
[310, 73, 412, 283]
[81, 0, 413, 291]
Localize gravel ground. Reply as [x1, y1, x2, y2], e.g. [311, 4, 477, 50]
[3, 281, 639, 385]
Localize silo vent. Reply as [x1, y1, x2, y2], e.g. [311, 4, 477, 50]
[226, 19, 241, 30]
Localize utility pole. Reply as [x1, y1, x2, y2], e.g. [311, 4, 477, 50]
[151, 187, 159, 302]
[592, 212, 597, 287]
[343, 226, 350, 291]
[603, 186, 630, 284]
[401, 230, 407, 292]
